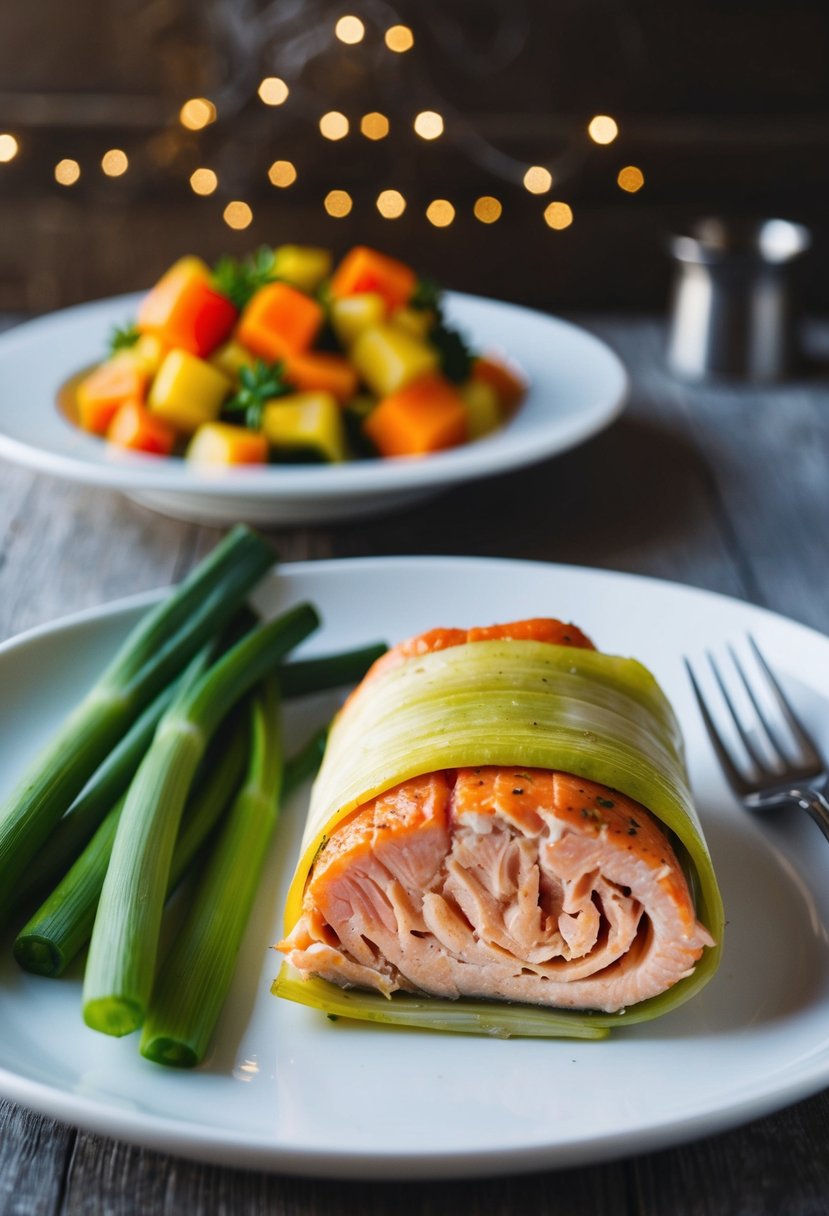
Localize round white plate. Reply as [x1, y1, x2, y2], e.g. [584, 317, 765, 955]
[0, 293, 626, 525]
[1, 557, 829, 1179]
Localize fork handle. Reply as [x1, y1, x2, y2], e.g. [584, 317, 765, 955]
[793, 787, 829, 843]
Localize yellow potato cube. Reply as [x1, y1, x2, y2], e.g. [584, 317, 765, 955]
[330, 293, 386, 347]
[186, 422, 268, 466]
[262, 392, 347, 463]
[460, 379, 501, 440]
[391, 306, 434, 341]
[148, 349, 231, 435]
[210, 340, 256, 382]
[130, 333, 168, 377]
[272, 245, 333, 294]
[351, 324, 439, 397]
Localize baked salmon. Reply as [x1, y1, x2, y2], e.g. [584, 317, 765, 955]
[279, 620, 716, 1015]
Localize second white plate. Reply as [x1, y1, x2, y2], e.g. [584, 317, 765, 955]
[1, 557, 829, 1178]
[0, 293, 626, 524]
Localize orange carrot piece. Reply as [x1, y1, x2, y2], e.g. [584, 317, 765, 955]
[283, 351, 359, 403]
[76, 355, 149, 435]
[186, 422, 269, 466]
[471, 355, 526, 413]
[363, 372, 467, 457]
[137, 256, 237, 358]
[236, 282, 323, 361]
[329, 246, 417, 314]
[106, 400, 176, 456]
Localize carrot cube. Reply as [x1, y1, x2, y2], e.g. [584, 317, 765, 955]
[471, 355, 526, 413]
[106, 400, 176, 456]
[137, 256, 237, 358]
[283, 352, 358, 403]
[330, 246, 417, 314]
[364, 373, 467, 457]
[75, 353, 149, 435]
[236, 282, 324, 361]
[186, 422, 269, 467]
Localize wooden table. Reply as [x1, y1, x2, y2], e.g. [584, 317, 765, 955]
[2, 314, 829, 1214]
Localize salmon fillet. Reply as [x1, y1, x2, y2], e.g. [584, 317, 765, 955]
[279, 620, 714, 1014]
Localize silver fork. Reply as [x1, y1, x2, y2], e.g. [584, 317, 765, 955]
[684, 636, 829, 841]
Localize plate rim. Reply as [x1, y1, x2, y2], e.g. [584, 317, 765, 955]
[2, 554, 829, 1179]
[0, 292, 628, 499]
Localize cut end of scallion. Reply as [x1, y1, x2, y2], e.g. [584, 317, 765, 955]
[83, 996, 143, 1038]
[13, 936, 63, 978]
[140, 1036, 199, 1069]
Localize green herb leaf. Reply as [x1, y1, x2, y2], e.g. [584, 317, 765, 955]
[224, 359, 291, 429]
[212, 247, 278, 310]
[108, 323, 140, 355]
[409, 276, 443, 313]
[429, 321, 474, 383]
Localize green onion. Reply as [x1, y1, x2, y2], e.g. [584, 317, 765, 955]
[13, 713, 249, 978]
[82, 601, 318, 1038]
[0, 524, 275, 920]
[141, 678, 285, 1067]
[284, 726, 328, 791]
[272, 966, 612, 1040]
[278, 642, 386, 698]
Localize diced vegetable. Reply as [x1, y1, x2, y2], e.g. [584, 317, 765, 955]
[82, 600, 319, 1037]
[272, 245, 333, 294]
[0, 524, 275, 925]
[107, 401, 177, 456]
[363, 372, 467, 457]
[76, 354, 149, 435]
[129, 333, 168, 377]
[283, 351, 358, 403]
[329, 292, 386, 347]
[351, 324, 438, 397]
[472, 354, 526, 413]
[236, 281, 324, 361]
[148, 349, 231, 435]
[391, 306, 434, 341]
[329, 246, 417, 313]
[137, 256, 237, 357]
[210, 340, 255, 382]
[263, 392, 347, 463]
[460, 379, 501, 440]
[186, 422, 269, 467]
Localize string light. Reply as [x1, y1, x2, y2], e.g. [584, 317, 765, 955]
[361, 112, 389, 140]
[320, 111, 349, 140]
[414, 111, 444, 140]
[587, 115, 618, 145]
[426, 199, 455, 227]
[258, 77, 289, 106]
[617, 165, 644, 193]
[179, 98, 216, 130]
[223, 201, 253, 229]
[335, 15, 365, 44]
[474, 196, 502, 223]
[376, 189, 406, 218]
[268, 160, 297, 187]
[523, 166, 552, 194]
[101, 149, 128, 177]
[54, 158, 80, 186]
[0, 134, 19, 163]
[544, 201, 573, 229]
[385, 25, 414, 52]
[190, 167, 218, 195]
[324, 189, 353, 217]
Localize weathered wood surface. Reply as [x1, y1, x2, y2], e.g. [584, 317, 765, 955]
[2, 314, 829, 1214]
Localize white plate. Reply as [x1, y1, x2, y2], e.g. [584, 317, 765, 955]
[1, 557, 829, 1179]
[0, 293, 626, 525]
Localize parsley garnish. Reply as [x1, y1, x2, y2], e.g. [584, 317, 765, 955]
[108, 323, 140, 355]
[409, 276, 475, 382]
[224, 359, 291, 429]
[409, 276, 443, 313]
[212, 247, 278, 310]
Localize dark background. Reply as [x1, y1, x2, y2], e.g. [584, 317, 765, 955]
[0, 0, 825, 314]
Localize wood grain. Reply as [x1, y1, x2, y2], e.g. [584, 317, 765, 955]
[1, 314, 828, 1214]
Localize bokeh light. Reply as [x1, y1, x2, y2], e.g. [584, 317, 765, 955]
[361, 112, 390, 140]
[335, 15, 365, 43]
[544, 201, 574, 229]
[426, 199, 455, 227]
[54, 158, 80, 186]
[268, 160, 297, 188]
[0, 134, 19, 163]
[587, 115, 619, 144]
[179, 98, 216, 130]
[617, 165, 645, 192]
[223, 201, 253, 229]
[325, 189, 353, 217]
[258, 77, 289, 106]
[474, 196, 502, 224]
[376, 189, 406, 218]
[320, 111, 349, 140]
[101, 149, 128, 177]
[385, 25, 414, 52]
[190, 167, 218, 195]
[523, 165, 552, 194]
[414, 111, 444, 140]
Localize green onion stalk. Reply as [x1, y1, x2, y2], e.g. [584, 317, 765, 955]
[0, 524, 275, 920]
[82, 600, 319, 1038]
[141, 677, 285, 1068]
